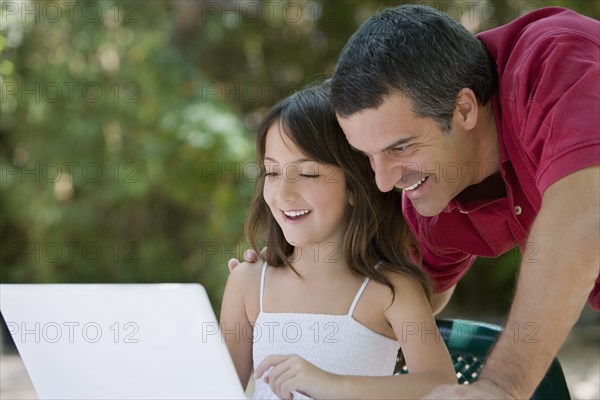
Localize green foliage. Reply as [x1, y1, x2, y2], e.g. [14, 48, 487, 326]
[0, 1, 252, 306]
[1, 0, 597, 314]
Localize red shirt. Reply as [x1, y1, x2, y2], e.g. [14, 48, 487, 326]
[403, 7, 600, 310]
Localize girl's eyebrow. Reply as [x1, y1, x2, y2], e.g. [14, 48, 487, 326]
[264, 157, 316, 163]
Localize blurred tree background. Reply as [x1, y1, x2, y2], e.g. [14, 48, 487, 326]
[1, 0, 598, 317]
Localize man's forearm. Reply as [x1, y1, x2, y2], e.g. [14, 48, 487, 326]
[480, 167, 600, 398]
[481, 255, 595, 398]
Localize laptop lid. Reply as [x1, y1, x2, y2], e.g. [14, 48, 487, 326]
[0, 284, 246, 399]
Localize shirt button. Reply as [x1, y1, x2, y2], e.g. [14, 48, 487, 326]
[514, 206, 522, 216]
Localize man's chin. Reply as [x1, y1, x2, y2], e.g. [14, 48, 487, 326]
[411, 202, 447, 217]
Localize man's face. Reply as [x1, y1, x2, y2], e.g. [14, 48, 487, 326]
[337, 94, 479, 217]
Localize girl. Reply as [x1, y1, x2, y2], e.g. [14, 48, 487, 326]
[220, 82, 455, 399]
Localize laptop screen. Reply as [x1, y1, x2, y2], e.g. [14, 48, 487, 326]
[0, 284, 246, 399]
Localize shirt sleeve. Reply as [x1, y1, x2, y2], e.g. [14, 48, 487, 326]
[505, 22, 600, 310]
[508, 27, 600, 194]
[418, 245, 477, 293]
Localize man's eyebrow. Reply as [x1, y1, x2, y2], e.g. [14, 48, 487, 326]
[348, 136, 415, 155]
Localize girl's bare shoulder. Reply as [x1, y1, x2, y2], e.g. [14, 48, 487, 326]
[367, 267, 426, 298]
[230, 260, 264, 279]
[227, 260, 264, 321]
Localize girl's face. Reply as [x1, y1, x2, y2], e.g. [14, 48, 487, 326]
[262, 121, 352, 249]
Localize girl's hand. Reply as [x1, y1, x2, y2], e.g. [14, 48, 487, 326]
[254, 354, 338, 399]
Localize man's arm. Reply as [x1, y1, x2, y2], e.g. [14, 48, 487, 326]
[481, 165, 599, 397]
[425, 165, 600, 399]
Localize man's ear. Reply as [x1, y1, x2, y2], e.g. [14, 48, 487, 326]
[454, 88, 479, 131]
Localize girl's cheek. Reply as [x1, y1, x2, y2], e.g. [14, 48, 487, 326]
[262, 184, 276, 206]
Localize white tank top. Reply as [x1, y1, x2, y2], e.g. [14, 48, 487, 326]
[252, 262, 400, 399]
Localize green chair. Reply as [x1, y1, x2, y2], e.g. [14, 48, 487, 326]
[395, 318, 571, 399]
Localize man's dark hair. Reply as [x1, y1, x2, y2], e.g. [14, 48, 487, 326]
[331, 4, 497, 131]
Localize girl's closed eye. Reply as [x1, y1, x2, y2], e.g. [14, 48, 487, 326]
[299, 162, 323, 179]
[262, 164, 280, 178]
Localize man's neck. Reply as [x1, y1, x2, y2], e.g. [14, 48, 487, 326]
[455, 102, 505, 203]
[457, 171, 507, 204]
[472, 101, 501, 184]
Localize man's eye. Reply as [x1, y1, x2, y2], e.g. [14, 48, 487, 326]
[392, 145, 409, 153]
[300, 174, 320, 178]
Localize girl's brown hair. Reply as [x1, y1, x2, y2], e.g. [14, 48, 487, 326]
[244, 82, 430, 302]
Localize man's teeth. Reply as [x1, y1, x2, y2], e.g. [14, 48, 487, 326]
[404, 177, 427, 191]
[284, 210, 311, 217]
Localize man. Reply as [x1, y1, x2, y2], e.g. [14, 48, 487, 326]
[330, 4, 599, 399]
[230, 5, 599, 398]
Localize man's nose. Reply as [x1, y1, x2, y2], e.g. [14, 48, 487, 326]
[371, 155, 399, 193]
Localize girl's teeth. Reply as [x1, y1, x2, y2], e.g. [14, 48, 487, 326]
[404, 177, 427, 191]
[285, 210, 310, 217]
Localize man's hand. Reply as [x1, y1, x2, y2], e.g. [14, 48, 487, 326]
[227, 249, 259, 272]
[254, 354, 338, 399]
[421, 379, 514, 399]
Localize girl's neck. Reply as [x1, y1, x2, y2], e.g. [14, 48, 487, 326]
[290, 241, 350, 279]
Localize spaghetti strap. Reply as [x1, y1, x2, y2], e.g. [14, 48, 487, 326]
[347, 262, 383, 317]
[259, 261, 268, 313]
[347, 277, 370, 316]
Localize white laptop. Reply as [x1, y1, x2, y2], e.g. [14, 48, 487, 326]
[0, 284, 246, 399]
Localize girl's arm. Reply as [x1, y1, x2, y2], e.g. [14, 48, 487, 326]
[219, 262, 255, 391]
[255, 273, 456, 399]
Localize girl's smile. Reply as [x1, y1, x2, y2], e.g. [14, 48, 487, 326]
[281, 209, 312, 223]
